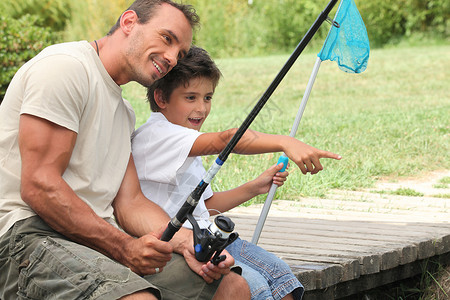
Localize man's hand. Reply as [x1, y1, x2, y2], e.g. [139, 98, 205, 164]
[120, 232, 173, 276]
[183, 247, 234, 283]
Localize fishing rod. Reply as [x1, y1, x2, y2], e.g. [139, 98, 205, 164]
[161, 0, 339, 264]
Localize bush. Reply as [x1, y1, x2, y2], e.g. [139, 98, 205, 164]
[188, 0, 449, 57]
[0, 15, 61, 103]
[358, 0, 450, 46]
[0, 0, 71, 31]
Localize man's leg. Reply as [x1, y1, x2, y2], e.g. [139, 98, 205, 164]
[145, 253, 223, 300]
[0, 216, 159, 300]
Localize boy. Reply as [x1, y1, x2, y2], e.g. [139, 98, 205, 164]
[132, 46, 342, 299]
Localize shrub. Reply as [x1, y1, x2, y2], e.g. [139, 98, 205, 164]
[0, 0, 71, 31]
[188, 0, 449, 57]
[0, 15, 61, 103]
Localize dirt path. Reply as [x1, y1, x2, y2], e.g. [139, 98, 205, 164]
[230, 170, 450, 221]
[368, 169, 450, 197]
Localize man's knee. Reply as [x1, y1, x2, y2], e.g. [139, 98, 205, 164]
[213, 272, 251, 300]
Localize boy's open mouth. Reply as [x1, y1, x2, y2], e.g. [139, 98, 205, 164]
[188, 117, 202, 126]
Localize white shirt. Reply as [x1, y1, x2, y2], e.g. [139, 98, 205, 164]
[132, 112, 213, 229]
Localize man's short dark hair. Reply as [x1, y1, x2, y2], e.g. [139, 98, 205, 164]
[147, 46, 222, 112]
[107, 0, 199, 35]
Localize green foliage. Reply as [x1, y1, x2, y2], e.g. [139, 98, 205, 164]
[64, 0, 133, 41]
[190, 0, 332, 57]
[0, 0, 72, 31]
[56, 0, 450, 57]
[0, 15, 61, 102]
[375, 188, 425, 197]
[183, 0, 450, 57]
[358, 0, 450, 46]
[257, 0, 329, 50]
[439, 176, 450, 184]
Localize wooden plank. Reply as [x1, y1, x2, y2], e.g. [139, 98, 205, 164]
[304, 252, 450, 299]
[284, 260, 344, 290]
[216, 187, 450, 296]
[221, 212, 450, 291]
[228, 214, 449, 266]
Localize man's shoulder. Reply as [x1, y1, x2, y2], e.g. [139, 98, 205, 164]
[19, 41, 92, 79]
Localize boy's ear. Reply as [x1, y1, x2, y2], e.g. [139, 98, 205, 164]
[154, 89, 167, 110]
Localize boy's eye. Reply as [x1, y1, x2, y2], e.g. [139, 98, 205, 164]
[186, 96, 196, 101]
[204, 96, 212, 102]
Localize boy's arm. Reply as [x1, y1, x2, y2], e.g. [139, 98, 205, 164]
[205, 163, 287, 214]
[191, 128, 341, 174]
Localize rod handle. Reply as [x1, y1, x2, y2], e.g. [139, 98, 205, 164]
[161, 221, 180, 242]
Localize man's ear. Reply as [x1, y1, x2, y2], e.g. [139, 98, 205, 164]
[120, 10, 138, 35]
[154, 89, 167, 109]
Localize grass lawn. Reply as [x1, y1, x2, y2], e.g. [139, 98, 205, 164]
[123, 44, 449, 204]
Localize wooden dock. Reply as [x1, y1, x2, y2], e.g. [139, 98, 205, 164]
[223, 186, 450, 299]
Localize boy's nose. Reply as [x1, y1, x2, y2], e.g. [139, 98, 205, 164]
[196, 101, 207, 113]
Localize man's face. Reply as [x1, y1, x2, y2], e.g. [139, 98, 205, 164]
[159, 77, 214, 131]
[125, 3, 193, 87]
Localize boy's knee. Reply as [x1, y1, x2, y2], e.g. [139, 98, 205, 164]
[213, 272, 251, 300]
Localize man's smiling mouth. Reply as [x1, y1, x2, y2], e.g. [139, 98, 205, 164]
[153, 61, 163, 74]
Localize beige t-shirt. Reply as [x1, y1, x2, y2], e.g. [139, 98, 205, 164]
[0, 41, 135, 237]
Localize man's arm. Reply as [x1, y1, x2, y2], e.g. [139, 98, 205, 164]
[18, 114, 171, 275]
[113, 154, 235, 282]
[191, 128, 341, 174]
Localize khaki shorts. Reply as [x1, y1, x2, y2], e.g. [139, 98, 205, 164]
[0, 216, 220, 300]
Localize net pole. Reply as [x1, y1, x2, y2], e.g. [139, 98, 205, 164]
[251, 57, 323, 244]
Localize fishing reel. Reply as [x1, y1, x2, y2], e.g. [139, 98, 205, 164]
[187, 213, 239, 265]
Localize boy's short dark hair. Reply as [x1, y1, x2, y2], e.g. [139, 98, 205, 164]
[147, 45, 222, 112]
[108, 0, 199, 35]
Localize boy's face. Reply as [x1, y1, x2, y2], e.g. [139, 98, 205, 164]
[158, 77, 213, 131]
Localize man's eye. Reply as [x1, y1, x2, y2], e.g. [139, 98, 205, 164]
[163, 35, 171, 43]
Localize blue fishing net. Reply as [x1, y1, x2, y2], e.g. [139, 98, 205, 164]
[318, 0, 370, 73]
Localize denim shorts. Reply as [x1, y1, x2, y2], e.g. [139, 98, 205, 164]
[226, 238, 304, 300]
[0, 216, 220, 300]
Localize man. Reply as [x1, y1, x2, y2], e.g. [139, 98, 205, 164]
[0, 0, 250, 299]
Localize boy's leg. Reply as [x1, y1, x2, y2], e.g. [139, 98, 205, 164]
[233, 261, 274, 299]
[226, 238, 304, 300]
